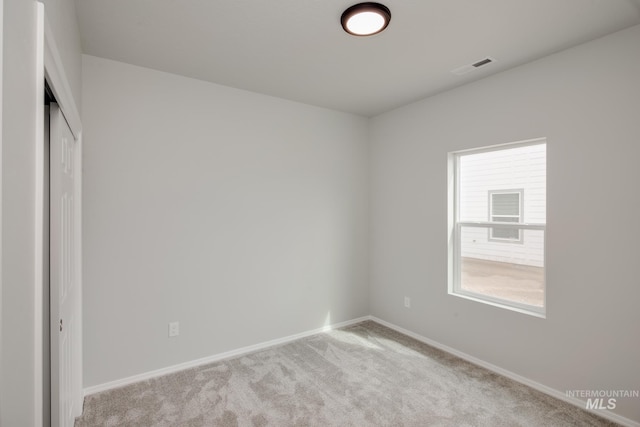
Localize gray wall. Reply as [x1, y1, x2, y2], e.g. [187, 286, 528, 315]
[1, 0, 81, 424]
[370, 24, 640, 422]
[81, 55, 370, 387]
[1, 0, 39, 424]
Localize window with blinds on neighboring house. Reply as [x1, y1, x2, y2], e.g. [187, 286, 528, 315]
[488, 190, 523, 242]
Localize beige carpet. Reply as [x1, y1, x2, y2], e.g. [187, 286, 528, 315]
[75, 321, 615, 426]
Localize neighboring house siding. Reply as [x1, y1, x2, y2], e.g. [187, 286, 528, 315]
[460, 143, 545, 267]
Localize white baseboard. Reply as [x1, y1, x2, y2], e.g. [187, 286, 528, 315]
[370, 316, 639, 427]
[83, 315, 371, 397]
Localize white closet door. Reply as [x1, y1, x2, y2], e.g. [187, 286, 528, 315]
[50, 103, 80, 427]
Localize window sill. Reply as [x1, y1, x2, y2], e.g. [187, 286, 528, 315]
[448, 290, 546, 319]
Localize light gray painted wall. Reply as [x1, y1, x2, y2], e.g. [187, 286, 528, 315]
[370, 24, 640, 422]
[0, 0, 3, 417]
[1, 0, 39, 425]
[81, 55, 369, 387]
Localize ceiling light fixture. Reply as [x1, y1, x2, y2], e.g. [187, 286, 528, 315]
[341, 3, 391, 36]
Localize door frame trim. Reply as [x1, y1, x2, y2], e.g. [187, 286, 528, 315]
[36, 3, 83, 425]
[42, 9, 81, 139]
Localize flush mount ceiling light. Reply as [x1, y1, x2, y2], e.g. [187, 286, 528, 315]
[341, 2, 391, 36]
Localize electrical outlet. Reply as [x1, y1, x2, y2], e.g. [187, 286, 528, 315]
[404, 297, 411, 308]
[168, 321, 180, 337]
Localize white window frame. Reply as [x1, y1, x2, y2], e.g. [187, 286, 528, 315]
[447, 138, 546, 318]
[488, 189, 524, 243]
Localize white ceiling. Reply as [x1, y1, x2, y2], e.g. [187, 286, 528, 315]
[75, 0, 640, 117]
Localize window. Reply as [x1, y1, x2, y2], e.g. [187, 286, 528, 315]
[448, 139, 546, 316]
[488, 190, 523, 242]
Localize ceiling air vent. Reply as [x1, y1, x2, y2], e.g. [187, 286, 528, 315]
[451, 57, 496, 76]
